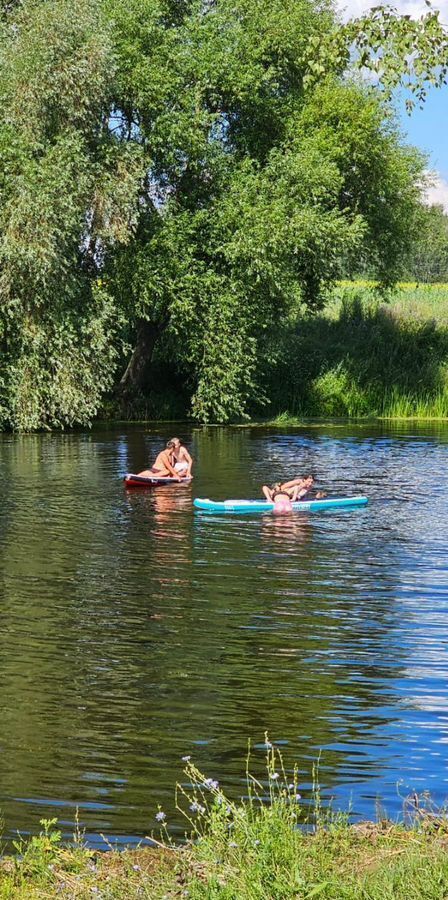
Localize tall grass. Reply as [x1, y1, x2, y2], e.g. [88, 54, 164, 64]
[3, 744, 448, 898]
[260, 285, 448, 421]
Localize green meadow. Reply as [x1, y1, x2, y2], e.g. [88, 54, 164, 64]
[263, 283, 448, 422]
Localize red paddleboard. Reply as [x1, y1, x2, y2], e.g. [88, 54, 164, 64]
[123, 473, 192, 488]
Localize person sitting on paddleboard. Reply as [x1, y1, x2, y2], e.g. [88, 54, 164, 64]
[137, 441, 183, 480]
[169, 437, 193, 478]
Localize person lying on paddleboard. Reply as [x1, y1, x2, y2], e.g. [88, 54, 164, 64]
[137, 441, 184, 480]
[263, 475, 327, 507]
[282, 474, 318, 499]
[262, 482, 302, 513]
[169, 437, 193, 478]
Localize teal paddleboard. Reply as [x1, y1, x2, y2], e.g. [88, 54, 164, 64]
[193, 496, 368, 514]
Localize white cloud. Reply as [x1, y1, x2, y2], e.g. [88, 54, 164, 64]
[336, 0, 448, 23]
[424, 172, 448, 211]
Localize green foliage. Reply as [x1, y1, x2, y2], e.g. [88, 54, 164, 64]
[103, 0, 435, 422]
[0, 0, 447, 427]
[310, 4, 448, 111]
[0, 0, 142, 430]
[403, 205, 448, 283]
[262, 287, 448, 421]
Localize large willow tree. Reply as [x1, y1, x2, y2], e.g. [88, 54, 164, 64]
[0, 0, 446, 427]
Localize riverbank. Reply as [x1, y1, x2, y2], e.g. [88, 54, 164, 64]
[4, 750, 448, 899]
[99, 283, 448, 425]
[3, 811, 448, 898]
[261, 284, 448, 421]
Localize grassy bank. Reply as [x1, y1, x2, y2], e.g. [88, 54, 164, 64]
[98, 283, 448, 425]
[262, 284, 448, 421]
[3, 748, 448, 899]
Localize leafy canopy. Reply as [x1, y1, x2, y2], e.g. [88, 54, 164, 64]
[0, 0, 446, 426]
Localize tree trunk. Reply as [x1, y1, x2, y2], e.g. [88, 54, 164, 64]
[118, 319, 161, 400]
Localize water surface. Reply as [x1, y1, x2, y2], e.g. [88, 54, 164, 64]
[0, 422, 447, 846]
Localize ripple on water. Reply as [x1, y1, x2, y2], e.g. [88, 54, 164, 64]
[0, 423, 448, 845]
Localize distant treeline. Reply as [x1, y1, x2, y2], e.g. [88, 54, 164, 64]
[355, 205, 448, 284]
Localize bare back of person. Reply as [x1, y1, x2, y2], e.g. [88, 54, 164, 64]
[138, 442, 181, 479]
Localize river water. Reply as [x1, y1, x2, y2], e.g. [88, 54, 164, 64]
[0, 422, 447, 847]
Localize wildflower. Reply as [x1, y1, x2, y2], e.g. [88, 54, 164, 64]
[229, 841, 238, 848]
[156, 811, 166, 822]
[288, 783, 295, 790]
[189, 802, 205, 814]
[295, 793, 302, 801]
[182, 755, 191, 762]
[254, 839, 260, 846]
[132, 864, 141, 871]
[203, 778, 219, 790]
[270, 772, 279, 780]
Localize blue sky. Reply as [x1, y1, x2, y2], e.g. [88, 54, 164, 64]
[399, 87, 448, 188]
[338, 0, 448, 209]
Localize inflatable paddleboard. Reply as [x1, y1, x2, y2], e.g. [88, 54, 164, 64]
[193, 496, 368, 513]
[124, 474, 192, 488]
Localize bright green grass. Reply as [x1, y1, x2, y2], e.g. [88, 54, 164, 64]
[262, 284, 448, 421]
[333, 282, 448, 325]
[2, 747, 448, 899]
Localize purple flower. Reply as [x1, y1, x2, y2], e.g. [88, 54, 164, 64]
[156, 811, 166, 822]
[270, 772, 279, 780]
[190, 802, 205, 814]
[203, 778, 219, 790]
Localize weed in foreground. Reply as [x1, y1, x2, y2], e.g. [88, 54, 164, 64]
[3, 741, 448, 898]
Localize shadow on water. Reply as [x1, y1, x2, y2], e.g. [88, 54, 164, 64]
[0, 422, 447, 846]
